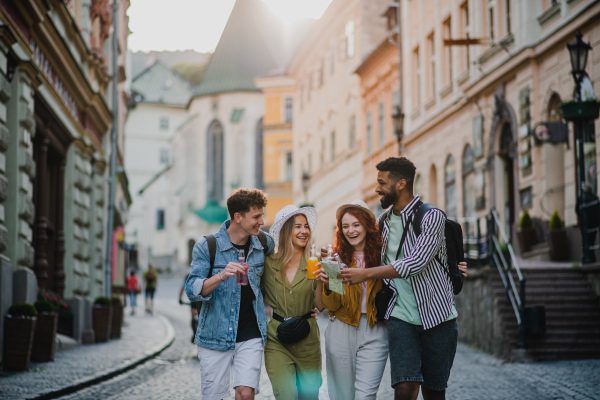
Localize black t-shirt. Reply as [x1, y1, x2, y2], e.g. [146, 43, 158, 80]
[231, 239, 261, 343]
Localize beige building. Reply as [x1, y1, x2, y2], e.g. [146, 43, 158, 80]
[397, 0, 599, 260]
[289, 0, 389, 245]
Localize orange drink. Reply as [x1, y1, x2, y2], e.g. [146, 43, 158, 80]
[307, 256, 319, 280]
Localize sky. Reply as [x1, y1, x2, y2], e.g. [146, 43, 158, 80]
[127, 0, 333, 54]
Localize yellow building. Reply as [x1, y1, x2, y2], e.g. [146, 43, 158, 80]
[255, 74, 295, 226]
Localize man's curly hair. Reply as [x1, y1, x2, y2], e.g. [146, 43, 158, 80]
[227, 188, 268, 219]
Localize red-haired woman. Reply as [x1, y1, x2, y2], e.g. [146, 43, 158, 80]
[314, 199, 387, 400]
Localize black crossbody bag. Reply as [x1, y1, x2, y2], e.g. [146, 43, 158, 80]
[374, 204, 420, 321]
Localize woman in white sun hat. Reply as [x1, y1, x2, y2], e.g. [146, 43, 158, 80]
[262, 205, 323, 400]
[315, 199, 388, 400]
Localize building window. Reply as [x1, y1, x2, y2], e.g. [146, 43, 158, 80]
[319, 56, 325, 87]
[160, 117, 169, 131]
[285, 151, 293, 182]
[299, 83, 304, 111]
[366, 112, 372, 155]
[462, 145, 476, 219]
[445, 155, 457, 219]
[505, 0, 511, 35]
[157, 209, 165, 230]
[427, 33, 436, 98]
[330, 42, 335, 74]
[331, 131, 336, 160]
[207, 119, 224, 201]
[255, 118, 264, 189]
[488, 1, 496, 43]
[379, 101, 385, 147]
[345, 20, 355, 58]
[320, 138, 326, 168]
[443, 18, 452, 87]
[413, 46, 421, 109]
[285, 98, 293, 123]
[159, 148, 169, 165]
[349, 115, 356, 150]
[308, 152, 312, 175]
[415, 174, 422, 197]
[460, 2, 470, 73]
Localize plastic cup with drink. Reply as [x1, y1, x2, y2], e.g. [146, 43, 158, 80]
[237, 249, 248, 286]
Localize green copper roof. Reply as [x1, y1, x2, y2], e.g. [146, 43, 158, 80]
[132, 61, 193, 107]
[193, 201, 229, 225]
[193, 0, 289, 98]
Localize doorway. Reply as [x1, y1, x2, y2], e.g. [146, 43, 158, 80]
[498, 122, 516, 236]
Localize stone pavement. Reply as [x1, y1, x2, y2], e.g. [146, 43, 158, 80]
[0, 311, 174, 400]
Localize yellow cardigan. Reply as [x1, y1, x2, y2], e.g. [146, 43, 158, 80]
[321, 261, 382, 327]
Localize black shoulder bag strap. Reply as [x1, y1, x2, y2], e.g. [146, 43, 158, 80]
[393, 200, 423, 261]
[205, 234, 217, 276]
[257, 230, 269, 255]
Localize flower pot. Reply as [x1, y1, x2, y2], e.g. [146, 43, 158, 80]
[57, 309, 74, 338]
[31, 312, 58, 362]
[3, 315, 36, 371]
[549, 228, 569, 261]
[560, 101, 600, 121]
[517, 227, 536, 253]
[92, 306, 112, 343]
[111, 304, 123, 339]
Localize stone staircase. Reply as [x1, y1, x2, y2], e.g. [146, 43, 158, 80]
[491, 267, 600, 361]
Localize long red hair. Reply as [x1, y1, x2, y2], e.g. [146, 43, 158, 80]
[333, 207, 382, 268]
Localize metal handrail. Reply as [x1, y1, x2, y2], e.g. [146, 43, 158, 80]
[489, 207, 526, 349]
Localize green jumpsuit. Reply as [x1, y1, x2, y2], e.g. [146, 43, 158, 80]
[262, 257, 322, 400]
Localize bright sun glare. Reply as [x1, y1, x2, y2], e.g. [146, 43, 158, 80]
[128, 0, 332, 53]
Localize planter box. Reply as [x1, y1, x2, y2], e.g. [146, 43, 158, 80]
[57, 309, 74, 337]
[3, 316, 36, 371]
[560, 101, 600, 121]
[92, 306, 112, 342]
[32, 312, 58, 362]
[549, 229, 569, 261]
[517, 227, 536, 253]
[111, 304, 123, 339]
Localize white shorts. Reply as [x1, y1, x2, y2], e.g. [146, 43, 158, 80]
[198, 338, 263, 400]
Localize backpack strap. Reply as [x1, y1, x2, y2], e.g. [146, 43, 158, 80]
[412, 202, 437, 236]
[204, 234, 217, 277]
[378, 209, 391, 234]
[257, 230, 269, 255]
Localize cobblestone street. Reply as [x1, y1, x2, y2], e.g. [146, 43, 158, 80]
[45, 276, 600, 400]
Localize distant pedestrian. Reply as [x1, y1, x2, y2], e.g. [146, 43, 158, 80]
[144, 264, 158, 314]
[127, 270, 139, 315]
[185, 188, 274, 400]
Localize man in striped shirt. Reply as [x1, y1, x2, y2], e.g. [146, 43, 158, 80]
[340, 157, 467, 400]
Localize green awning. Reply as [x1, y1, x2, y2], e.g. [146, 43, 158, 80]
[193, 201, 229, 224]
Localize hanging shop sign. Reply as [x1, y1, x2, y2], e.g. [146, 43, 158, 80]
[29, 37, 80, 123]
[532, 122, 568, 145]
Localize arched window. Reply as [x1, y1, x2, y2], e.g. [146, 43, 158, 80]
[547, 93, 563, 122]
[207, 120, 224, 202]
[462, 145, 475, 219]
[429, 164, 438, 206]
[414, 174, 422, 198]
[255, 118, 264, 189]
[445, 155, 457, 219]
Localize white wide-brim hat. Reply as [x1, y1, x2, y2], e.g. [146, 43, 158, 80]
[336, 199, 376, 222]
[269, 205, 318, 246]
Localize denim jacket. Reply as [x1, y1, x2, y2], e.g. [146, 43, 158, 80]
[185, 221, 275, 350]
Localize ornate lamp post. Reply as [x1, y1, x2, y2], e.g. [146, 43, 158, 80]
[392, 105, 404, 146]
[564, 32, 595, 264]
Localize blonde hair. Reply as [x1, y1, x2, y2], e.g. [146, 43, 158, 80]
[272, 214, 311, 271]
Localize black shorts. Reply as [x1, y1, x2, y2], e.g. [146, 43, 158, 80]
[145, 287, 156, 299]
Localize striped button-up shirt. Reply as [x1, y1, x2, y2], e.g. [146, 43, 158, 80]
[379, 195, 455, 330]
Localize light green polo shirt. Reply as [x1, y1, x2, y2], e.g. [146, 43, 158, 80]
[386, 211, 457, 325]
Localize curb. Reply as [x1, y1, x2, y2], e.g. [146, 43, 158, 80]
[28, 315, 175, 400]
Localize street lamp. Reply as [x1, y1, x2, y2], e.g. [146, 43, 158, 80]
[392, 105, 404, 144]
[567, 32, 592, 101]
[566, 31, 594, 264]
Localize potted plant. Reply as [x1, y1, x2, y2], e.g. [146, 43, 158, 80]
[517, 210, 536, 253]
[92, 297, 112, 342]
[38, 288, 73, 338]
[110, 297, 123, 339]
[31, 300, 58, 362]
[3, 303, 37, 371]
[549, 211, 569, 261]
[560, 99, 600, 121]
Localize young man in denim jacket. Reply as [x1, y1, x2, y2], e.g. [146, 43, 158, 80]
[186, 188, 275, 400]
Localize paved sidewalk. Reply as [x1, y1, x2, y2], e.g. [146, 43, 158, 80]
[0, 311, 174, 400]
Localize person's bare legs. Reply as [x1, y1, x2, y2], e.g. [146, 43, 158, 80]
[422, 386, 445, 400]
[394, 382, 420, 400]
[235, 385, 255, 400]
